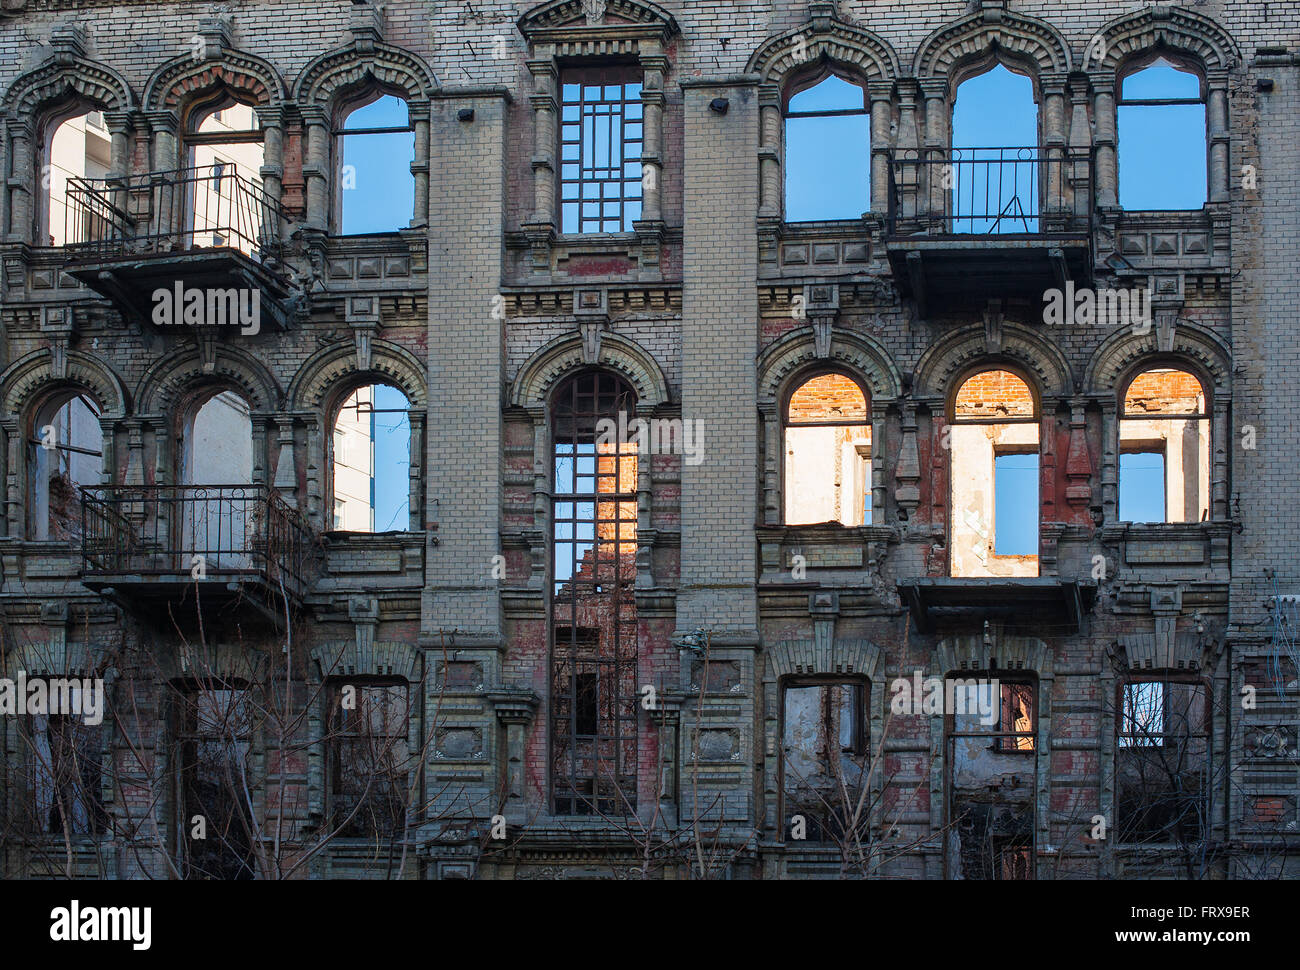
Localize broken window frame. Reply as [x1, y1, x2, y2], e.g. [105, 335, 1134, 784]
[549, 370, 640, 816]
[1118, 365, 1209, 525]
[778, 676, 871, 845]
[172, 679, 256, 881]
[325, 678, 412, 841]
[25, 692, 107, 839]
[782, 369, 873, 527]
[944, 672, 1038, 879]
[559, 64, 644, 235]
[26, 390, 102, 542]
[1114, 675, 1211, 847]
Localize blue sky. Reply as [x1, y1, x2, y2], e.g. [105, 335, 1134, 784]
[783, 59, 1208, 222]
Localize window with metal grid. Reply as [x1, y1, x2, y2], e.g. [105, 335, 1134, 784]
[560, 66, 644, 234]
[550, 371, 639, 815]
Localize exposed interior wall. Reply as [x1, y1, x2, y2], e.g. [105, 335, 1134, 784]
[950, 370, 1038, 577]
[784, 373, 871, 526]
[950, 422, 1039, 577]
[31, 394, 101, 541]
[1120, 369, 1209, 522]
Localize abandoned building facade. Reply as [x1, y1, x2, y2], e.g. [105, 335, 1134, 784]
[0, 0, 1297, 880]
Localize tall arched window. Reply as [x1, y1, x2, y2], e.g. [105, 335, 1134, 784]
[28, 391, 101, 540]
[184, 97, 265, 254]
[1118, 58, 1206, 211]
[784, 372, 872, 526]
[784, 73, 870, 222]
[335, 93, 415, 234]
[949, 368, 1039, 578]
[550, 371, 638, 815]
[178, 390, 254, 571]
[330, 383, 412, 533]
[43, 108, 111, 246]
[951, 63, 1039, 233]
[1119, 367, 1209, 523]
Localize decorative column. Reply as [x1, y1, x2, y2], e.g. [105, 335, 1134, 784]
[1066, 74, 1093, 224]
[409, 101, 430, 227]
[1064, 399, 1093, 524]
[761, 403, 781, 526]
[300, 105, 331, 231]
[1206, 70, 1230, 204]
[895, 79, 921, 223]
[488, 688, 540, 824]
[638, 50, 666, 225]
[1091, 71, 1118, 209]
[1099, 401, 1118, 525]
[6, 118, 34, 243]
[253, 104, 285, 238]
[1, 418, 18, 536]
[869, 79, 896, 218]
[523, 53, 558, 271]
[273, 416, 297, 506]
[528, 408, 549, 587]
[894, 400, 921, 524]
[103, 110, 134, 223]
[1211, 398, 1229, 521]
[145, 111, 180, 240]
[1040, 74, 1068, 222]
[758, 83, 783, 219]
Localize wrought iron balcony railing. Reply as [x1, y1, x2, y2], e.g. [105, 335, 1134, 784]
[887, 147, 1093, 237]
[80, 484, 313, 605]
[63, 163, 280, 260]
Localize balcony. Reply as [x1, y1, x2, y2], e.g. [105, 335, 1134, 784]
[61, 164, 294, 330]
[885, 148, 1094, 315]
[80, 485, 317, 627]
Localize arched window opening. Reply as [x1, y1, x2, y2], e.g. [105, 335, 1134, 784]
[184, 98, 266, 254]
[335, 94, 415, 234]
[950, 369, 1039, 578]
[784, 73, 870, 222]
[784, 372, 872, 526]
[550, 371, 639, 815]
[178, 390, 254, 571]
[1118, 59, 1207, 211]
[1119, 367, 1209, 523]
[28, 392, 101, 541]
[951, 63, 1040, 233]
[330, 383, 412, 533]
[44, 109, 111, 246]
